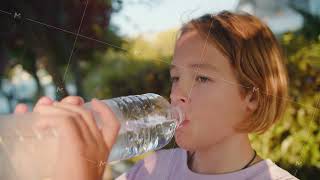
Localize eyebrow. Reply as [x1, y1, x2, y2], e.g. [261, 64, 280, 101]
[170, 63, 219, 72]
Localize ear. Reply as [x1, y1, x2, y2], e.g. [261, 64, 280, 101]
[244, 90, 259, 113]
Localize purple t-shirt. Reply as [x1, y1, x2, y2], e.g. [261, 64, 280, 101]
[116, 148, 299, 180]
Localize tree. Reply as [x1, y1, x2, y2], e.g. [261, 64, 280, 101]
[0, 0, 123, 100]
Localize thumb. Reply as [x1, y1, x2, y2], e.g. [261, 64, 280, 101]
[91, 99, 121, 150]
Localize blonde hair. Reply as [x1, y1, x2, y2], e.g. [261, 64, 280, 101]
[179, 11, 288, 133]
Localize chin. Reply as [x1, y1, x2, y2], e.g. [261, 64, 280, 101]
[174, 132, 195, 151]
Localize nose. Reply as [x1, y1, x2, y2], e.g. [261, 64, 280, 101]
[170, 86, 190, 106]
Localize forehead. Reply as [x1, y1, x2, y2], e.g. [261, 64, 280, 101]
[171, 30, 229, 73]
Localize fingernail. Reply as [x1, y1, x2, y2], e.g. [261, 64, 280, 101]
[40, 96, 53, 105]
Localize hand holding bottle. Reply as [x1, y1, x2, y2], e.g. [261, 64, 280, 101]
[14, 96, 121, 180]
[11, 93, 182, 179]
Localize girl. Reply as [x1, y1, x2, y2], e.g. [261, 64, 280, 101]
[116, 10, 298, 180]
[15, 11, 298, 180]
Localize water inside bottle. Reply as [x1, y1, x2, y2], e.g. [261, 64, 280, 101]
[108, 114, 177, 162]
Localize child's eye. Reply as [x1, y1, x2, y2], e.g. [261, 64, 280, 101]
[196, 76, 211, 83]
[170, 76, 179, 83]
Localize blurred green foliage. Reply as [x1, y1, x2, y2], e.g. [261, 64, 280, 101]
[82, 50, 172, 99]
[249, 31, 320, 179]
[82, 29, 178, 100]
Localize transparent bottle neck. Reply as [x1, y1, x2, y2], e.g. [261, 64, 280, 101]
[167, 106, 184, 128]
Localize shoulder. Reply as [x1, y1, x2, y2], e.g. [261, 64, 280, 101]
[251, 159, 299, 180]
[116, 148, 184, 180]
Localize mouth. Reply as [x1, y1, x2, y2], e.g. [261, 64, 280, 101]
[177, 119, 190, 128]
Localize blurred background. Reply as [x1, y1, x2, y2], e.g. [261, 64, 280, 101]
[0, 0, 319, 179]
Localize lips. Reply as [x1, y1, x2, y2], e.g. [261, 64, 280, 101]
[178, 119, 190, 128]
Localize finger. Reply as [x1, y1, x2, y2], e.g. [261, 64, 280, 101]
[91, 99, 121, 150]
[53, 102, 101, 143]
[33, 105, 85, 141]
[14, 104, 29, 114]
[51, 102, 96, 143]
[33, 96, 54, 112]
[61, 96, 84, 106]
[34, 114, 82, 143]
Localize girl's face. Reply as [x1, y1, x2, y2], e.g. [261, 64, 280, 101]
[170, 30, 254, 151]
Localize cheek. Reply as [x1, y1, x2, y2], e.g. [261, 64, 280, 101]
[190, 84, 246, 137]
[191, 105, 234, 147]
[175, 84, 247, 150]
[198, 83, 246, 121]
[191, 85, 235, 123]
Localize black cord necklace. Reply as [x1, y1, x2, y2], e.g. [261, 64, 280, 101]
[241, 150, 257, 170]
[187, 150, 257, 171]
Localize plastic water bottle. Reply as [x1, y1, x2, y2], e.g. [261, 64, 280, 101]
[0, 93, 184, 180]
[84, 93, 184, 162]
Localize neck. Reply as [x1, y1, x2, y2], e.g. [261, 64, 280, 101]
[188, 134, 262, 174]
